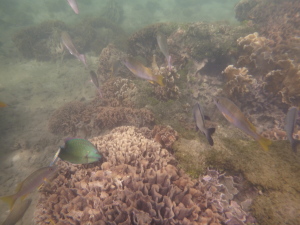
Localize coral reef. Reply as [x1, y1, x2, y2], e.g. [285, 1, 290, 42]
[97, 44, 127, 81]
[232, 0, 300, 107]
[48, 99, 154, 137]
[94, 106, 154, 129]
[151, 55, 181, 101]
[34, 126, 254, 225]
[222, 65, 256, 101]
[151, 125, 179, 150]
[173, 131, 300, 225]
[13, 20, 67, 60]
[235, 0, 300, 57]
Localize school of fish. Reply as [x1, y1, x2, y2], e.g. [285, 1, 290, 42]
[1, 1, 299, 224]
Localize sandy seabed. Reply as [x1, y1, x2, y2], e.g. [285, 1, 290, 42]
[0, 55, 100, 224]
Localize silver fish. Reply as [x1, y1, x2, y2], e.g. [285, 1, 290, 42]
[193, 103, 215, 146]
[284, 107, 300, 153]
[157, 32, 171, 70]
[66, 0, 79, 14]
[2, 199, 31, 225]
[61, 31, 87, 67]
[89, 70, 102, 97]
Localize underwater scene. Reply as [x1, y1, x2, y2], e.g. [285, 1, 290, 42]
[0, 0, 300, 224]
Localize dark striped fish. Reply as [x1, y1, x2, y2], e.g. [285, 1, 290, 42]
[285, 107, 300, 153]
[193, 103, 215, 146]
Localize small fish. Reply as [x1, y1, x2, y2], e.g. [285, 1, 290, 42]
[61, 31, 87, 67]
[2, 199, 31, 225]
[214, 97, 271, 151]
[0, 101, 7, 107]
[89, 70, 102, 97]
[59, 138, 103, 164]
[66, 0, 79, 14]
[0, 166, 57, 210]
[285, 107, 300, 153]
[157, 32, 172, 70]
[193, 103, 215, 146]
[123, 57, 164, 86]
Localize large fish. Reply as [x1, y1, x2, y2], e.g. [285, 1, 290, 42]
[89, 70, 102, 97]
[284, 106, 300, 153]
[193, 103, 215, 146]
[61, 31, 87, 67]
[214, 97, 271, 151]
[123, 57, 164, 86]
[2, 199, 31, 225]
[58, 138, 103, 164]
[0, 166, 57, 210]
[157, 32, 171, 70]
[66, 0, 79, 14]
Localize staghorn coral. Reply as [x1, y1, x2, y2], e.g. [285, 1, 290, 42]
[34, 126, 254, 225]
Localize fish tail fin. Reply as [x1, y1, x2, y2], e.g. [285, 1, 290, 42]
[156, 75, 165, 87]
[167, 55, 172, 70]
[258, 136, 272, 151]
[0, 195, 16, 210]
[292, 139, 300, 153]
[79, 54, 87, 67]
[206, 128, 216, 146]
[97, 88, 103, 98]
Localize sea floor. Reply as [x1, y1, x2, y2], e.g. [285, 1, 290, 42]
[0, 55, 99, 224]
